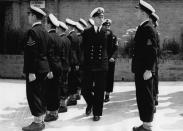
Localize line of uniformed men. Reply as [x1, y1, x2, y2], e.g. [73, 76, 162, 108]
[23, 0, 160, 130]
[23, 5, 118, 131]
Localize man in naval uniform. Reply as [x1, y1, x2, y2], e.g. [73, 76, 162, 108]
[131, 0, 158, 131]
[81, 7, 116, 121]
[65, 18, 80, 106]
[57, 21, 71, 113]
[102, 18, 118, 103]
[74, 22, 85, 100]
[23, 6, 50, 131]
[44, 13, 64, 122]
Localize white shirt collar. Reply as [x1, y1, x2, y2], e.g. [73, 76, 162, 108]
[59, 33, 65, 36]
[140, 19, 149, 26]
[94, 25, 102, 33]
[69, 29, 75, 34]
[48, 29, 56, 33]
[32, 21, 41, 27]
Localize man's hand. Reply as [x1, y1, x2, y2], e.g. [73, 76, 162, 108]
[47, 71, 53, 79]
[109, 58, 115, 62]
[29, 73, 36, 82]
[143, 70, 152, 80]
[75, 65, 79, 71]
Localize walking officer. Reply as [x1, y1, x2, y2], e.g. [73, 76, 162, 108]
[57, 21, 71, 113]
[131, 0, 158, 131]
[81, 7, 116, 121]
[102, 19, 118, 102]
[22, 6, 50, 131]
[44, 14, 64, 122]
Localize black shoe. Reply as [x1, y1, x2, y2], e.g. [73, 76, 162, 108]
[76, 94, 81, 100]
[67, 99, 77, 106]
[22, 122, 45, 131]
[85, 105, 92, 116]
[44, 114, 58, 122]
[104, 95, 110, 102]
[133, 125, 152, 131]
[153, 106, 156, 113]
[93, 116, 100, 121]
[155, 96, 158, 106]
[58, 106, 68, 113]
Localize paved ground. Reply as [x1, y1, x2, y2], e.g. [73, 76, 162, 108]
[0, 79, 183, 131]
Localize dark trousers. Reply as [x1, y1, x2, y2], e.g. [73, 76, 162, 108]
[60, 70, 69, 99]
[153, 69, 159, 98]
[26, 73, 47, 117]
[81, 70, 107, 116]
[105, 62, 115, 93]
[45, 75, 61, 111]
[68, 67, 81, 95]
[135, 73, 154, 122]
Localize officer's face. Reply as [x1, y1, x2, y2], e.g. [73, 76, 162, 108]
[136, 9, 148, 21]
[28, 13, 34, 25]
[45, 22, 51, 31]
[94, 16, 104, 26]
[136, 9, 142, 20]
[103, 25, 110, 29]
[106, 25, 110, 29]
[57, 27, 61, 34]
[56, 27, 59, 33]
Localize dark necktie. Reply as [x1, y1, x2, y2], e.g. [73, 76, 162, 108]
[97, 27, 100, 33]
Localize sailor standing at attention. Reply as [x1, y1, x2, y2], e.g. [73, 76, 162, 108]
[132, 0, 158, 131]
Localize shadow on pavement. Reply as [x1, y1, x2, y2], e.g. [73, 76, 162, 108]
[1, 90, 183, 130]
[158, 91, 183, 114]
[45, 90, 138, 129]
[0, 90, 138, 130]
[0, 102, 32, 130]
[156, 91, 183, 130]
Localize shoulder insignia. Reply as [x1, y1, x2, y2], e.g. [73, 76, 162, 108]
[26, 36, 36, 46]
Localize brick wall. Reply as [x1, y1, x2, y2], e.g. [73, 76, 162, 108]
[0, 55, 24, 78]
[2, 0, 183, 51]
[56, 0, 183, 43]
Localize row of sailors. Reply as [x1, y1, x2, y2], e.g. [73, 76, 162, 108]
[23, 5, 118, 131]
[23, 0, 160, 130]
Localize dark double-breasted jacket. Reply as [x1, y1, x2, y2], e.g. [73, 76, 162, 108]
[81, 26, 117, 71]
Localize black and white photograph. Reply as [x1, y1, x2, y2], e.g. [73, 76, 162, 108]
[0, 0, 183, 131]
